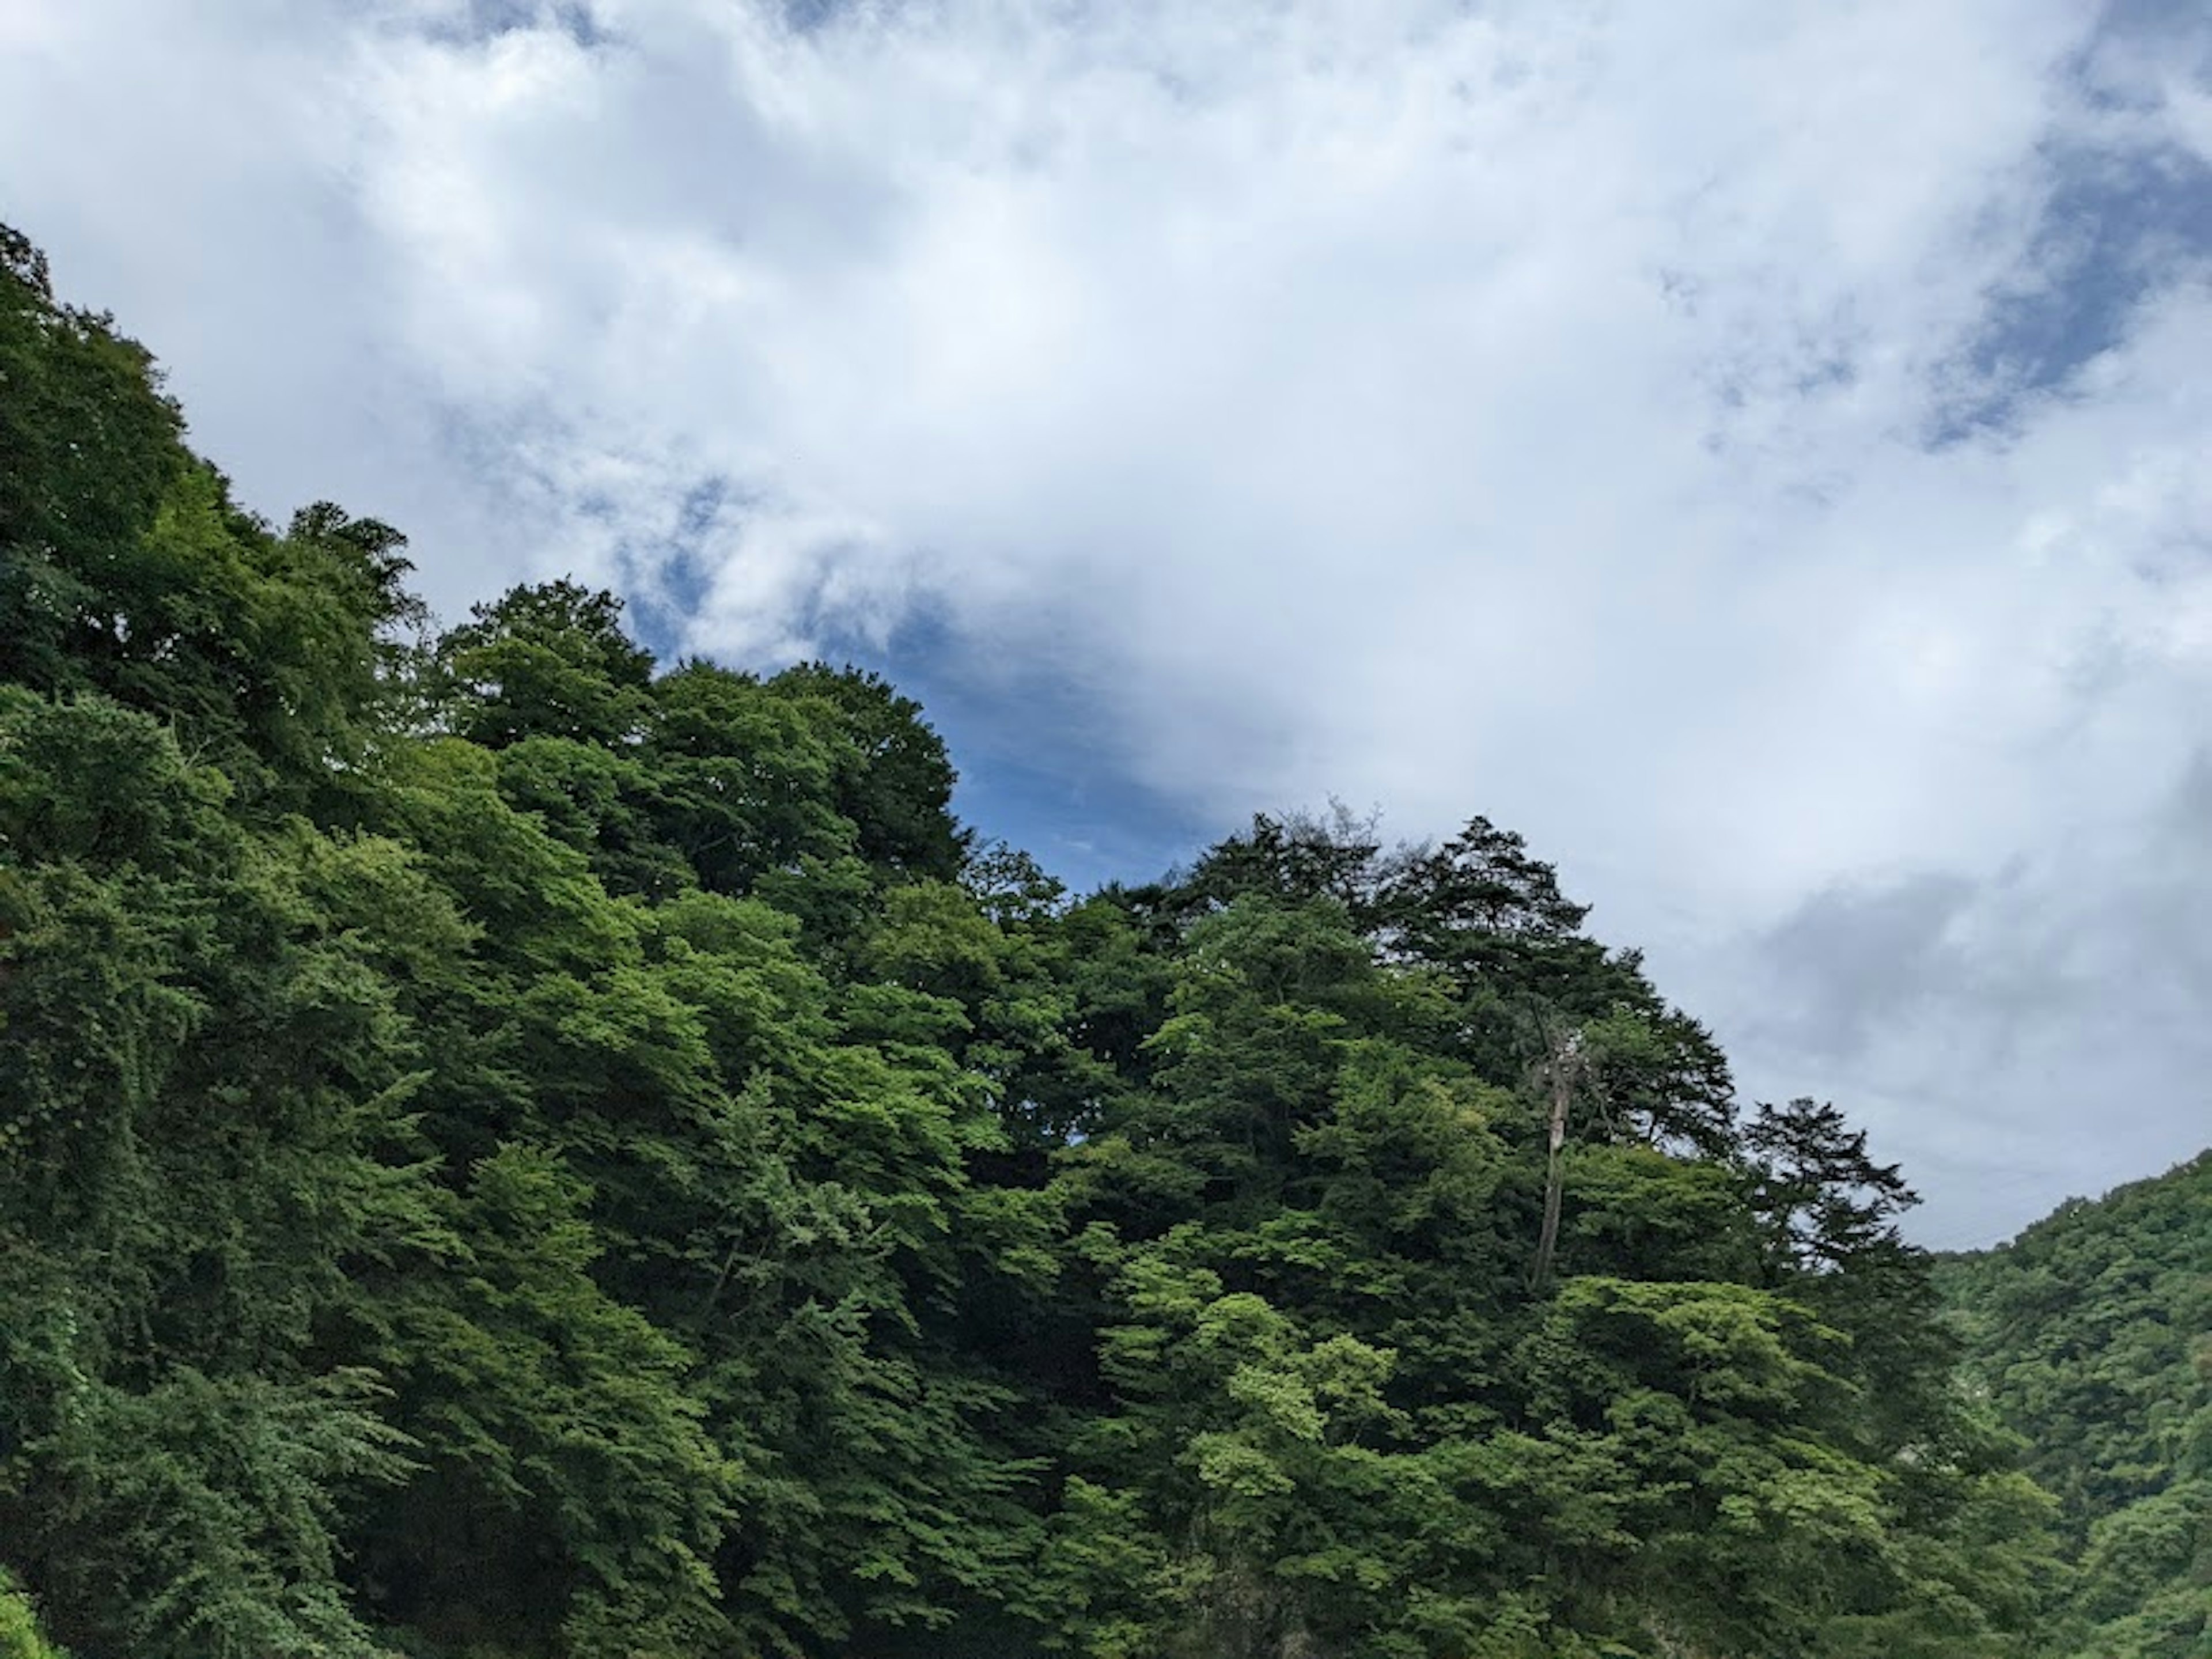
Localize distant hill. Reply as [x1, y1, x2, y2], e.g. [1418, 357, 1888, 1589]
[1939, 1151, 2212, 1659]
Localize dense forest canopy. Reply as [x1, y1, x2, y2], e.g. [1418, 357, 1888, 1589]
[1937, 1153, 2212, 1659]
[0, 222, 2200, 1658]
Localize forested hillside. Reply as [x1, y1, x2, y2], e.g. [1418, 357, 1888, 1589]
[1940, 1153, 2212, 1659]
[0, 222, 2096, 1658]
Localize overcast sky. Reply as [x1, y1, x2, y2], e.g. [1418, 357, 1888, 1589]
[6, 0, 2209, 1246]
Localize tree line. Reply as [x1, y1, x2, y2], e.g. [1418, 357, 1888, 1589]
[0, 221, 2170, 1657]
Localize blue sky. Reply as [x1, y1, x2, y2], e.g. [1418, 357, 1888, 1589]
[4, 0, 2210, 1245]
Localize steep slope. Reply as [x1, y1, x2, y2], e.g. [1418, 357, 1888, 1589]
[1941, 1152, 2212, 1658]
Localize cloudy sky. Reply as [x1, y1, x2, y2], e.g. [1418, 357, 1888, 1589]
[6, 0, 2209, 1245]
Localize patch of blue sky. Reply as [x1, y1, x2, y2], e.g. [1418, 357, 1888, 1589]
[805, 601, 1214, 893]
[1937, 141, 2212, 442]
[1933, 0, 2212, 441]
[434, 1, 612, 48]
[778, 0, 847, 35]
[611, 474, 753, 665]
[622, 548, 716, 668]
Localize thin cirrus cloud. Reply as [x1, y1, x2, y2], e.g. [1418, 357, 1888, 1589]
[2, 0, 2209, 1244]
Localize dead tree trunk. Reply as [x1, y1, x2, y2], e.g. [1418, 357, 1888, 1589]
[1529, 1025, 1587, 1293]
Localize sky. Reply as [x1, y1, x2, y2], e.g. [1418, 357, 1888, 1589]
[4, 0, 2209, 1247]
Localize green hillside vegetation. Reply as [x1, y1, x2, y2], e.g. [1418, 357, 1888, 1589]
[0, 219, 2137, 1657]
[1939, 1153, 2212, 1659]
[0, 1569, 69, 1659]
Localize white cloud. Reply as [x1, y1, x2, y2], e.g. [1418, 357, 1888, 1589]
[4, 0, 2209, 1241]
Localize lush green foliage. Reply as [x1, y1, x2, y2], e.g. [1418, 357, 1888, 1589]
[1940, 1152, 2212, 1659]
[0, 222, 2144, 1657]
[0, 1569, 69, 1659]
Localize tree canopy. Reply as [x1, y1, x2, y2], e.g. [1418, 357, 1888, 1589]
[0, 222, 2173, 1659]
[1938, 1152, 2212, 1659]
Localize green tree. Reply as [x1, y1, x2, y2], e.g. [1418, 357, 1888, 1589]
[438, 580, 655, 751]
[1941, 1152, 2212, 1659]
